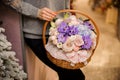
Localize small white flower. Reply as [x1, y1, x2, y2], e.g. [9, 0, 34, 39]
[57, 42, 63, 48]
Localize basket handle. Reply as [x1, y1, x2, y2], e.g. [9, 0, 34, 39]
[42, 9, 100, 48]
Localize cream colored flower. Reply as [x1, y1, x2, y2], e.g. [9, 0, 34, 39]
[69, 20, 80, 26]
[55, 18, 63, 26]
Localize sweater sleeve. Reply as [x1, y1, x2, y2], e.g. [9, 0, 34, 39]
[2, 0, 39, 18]
[65, 0, 70, 9]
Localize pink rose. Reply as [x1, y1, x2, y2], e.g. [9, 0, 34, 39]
[62, 39, 74, 52]
[74, 35, 84, 47]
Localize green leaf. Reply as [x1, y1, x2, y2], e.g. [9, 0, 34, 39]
[64, 13, 69, 19]
[50, 21, 56, 28]
[79, 17, 83, 21]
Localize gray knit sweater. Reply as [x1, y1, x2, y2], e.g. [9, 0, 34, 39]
[3, 0, 70, 39]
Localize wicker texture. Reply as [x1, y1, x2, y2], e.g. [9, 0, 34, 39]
[42, 10, 99, 69]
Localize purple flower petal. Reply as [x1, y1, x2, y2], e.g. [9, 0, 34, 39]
[57, 21, 69, 33]
[83, 21, 93, 30]
[68, 26, 79, 36]
[57, 33, 67, 43]
[81, 35, 93, 50]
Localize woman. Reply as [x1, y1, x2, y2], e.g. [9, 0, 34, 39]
[2, 0, 85, 80]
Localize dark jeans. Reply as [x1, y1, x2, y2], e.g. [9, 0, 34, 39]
[25, 38, 85, 80]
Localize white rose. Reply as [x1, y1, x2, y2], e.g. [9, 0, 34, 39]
[69, 15, 77, 21]
[55, 18, 63, 26]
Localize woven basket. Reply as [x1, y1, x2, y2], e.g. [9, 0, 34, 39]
[42, 10, 99, 69]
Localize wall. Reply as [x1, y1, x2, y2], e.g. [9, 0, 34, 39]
[0, 3, 24, 65]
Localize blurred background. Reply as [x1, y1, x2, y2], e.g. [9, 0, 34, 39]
[72, 0, 120, 80]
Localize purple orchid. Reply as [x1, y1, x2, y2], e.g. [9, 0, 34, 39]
[68, 26, 79, 36]
[57, 21, 69, 33]
[83, 21, 93, 30]
[81, 35, 93, 50]
[57, 21, 79, 37]
[57, 33, 67, 43]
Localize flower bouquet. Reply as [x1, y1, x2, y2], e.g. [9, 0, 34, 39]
[43, 10, 99, 69]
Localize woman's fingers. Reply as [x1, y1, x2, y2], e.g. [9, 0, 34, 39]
[41, 10, 55, 20]
[37, 7, 57, 21]
[42, 13, 53, 21]
[43, 7, 56, 16]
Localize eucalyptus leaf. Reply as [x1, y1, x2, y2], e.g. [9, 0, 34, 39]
[50, 21, 56, 28]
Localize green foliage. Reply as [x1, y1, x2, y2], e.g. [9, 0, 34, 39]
[64, 13, 69, 19]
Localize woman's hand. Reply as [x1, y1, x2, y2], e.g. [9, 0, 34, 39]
[37, 7, 57, 21]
